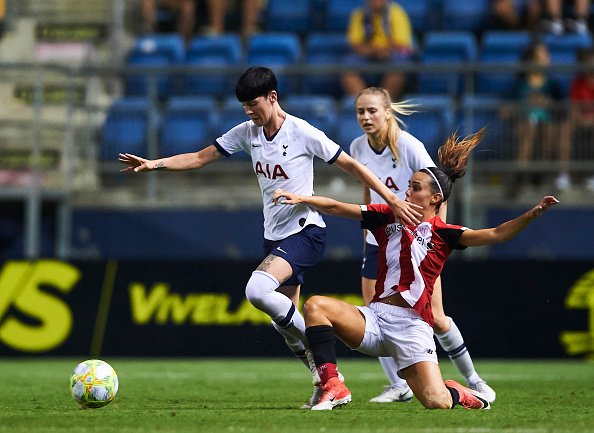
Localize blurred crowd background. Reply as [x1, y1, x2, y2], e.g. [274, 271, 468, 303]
[0, 0, 593, 261]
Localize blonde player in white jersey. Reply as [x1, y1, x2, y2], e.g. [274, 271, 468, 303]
[118, 67, 423, 408]
[349, 87, 496, 403]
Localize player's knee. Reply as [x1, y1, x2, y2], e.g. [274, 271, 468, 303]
[303, 295, 327, 319]
[245, 271, 278, 309]
[432, 315, 452, 334]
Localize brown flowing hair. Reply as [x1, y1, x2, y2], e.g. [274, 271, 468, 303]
[421, 128, 485, 209]
[355, 87, 416, 162]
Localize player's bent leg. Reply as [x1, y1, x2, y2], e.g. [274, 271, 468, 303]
[434, 315, 497, 403]
[303, 295, 366, 349]
[401, 361, 452, 409]
[432, 278, 496, 403]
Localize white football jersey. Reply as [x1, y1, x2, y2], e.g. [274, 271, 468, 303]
[350, 130, 435, 245]
[215, 114, 342, 241]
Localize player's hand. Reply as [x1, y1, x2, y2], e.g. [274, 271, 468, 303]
[118, 153, 152, 173]
[272, 189, 301, 205]
[528, 196, 559, 218]
[389, 197, 423, 225]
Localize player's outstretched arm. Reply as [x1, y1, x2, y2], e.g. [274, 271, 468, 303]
[333, 152, 422, 225]
[273, 189, 362, 219]
[460, 196, 559, 247]
[118, 144, 223, 173]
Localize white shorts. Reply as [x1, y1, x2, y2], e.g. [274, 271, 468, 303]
[355, 302, 438, 373]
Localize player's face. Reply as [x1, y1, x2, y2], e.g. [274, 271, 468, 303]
[355, 94, 391, 136]
[241, 92, 276, 126]
[405, 172, 441, 213]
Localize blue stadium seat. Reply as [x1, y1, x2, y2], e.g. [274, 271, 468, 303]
[397, 0, 433, 34]
[102, 97, 152, 160]
[247, 33, 302, 96]
[400, 94, 454, 159]
[283, 95, 337, 135]
[265, 0, 313, 35]
[418, 31, 478, 95]
[325, 0, 362, 32]
[160, 96, 219, 156]
[477, 31, 532, 97]
[457, 94, 509, 160]
[334, 96, 363, 149]
[543, 33, 593, 97]
[441, 0, 490, 32]
[303, 32, 350, 97]
[125, 34, 186, 98]
[184, 34, 243, 97]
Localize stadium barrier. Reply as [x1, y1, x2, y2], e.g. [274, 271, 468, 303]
[0, 259, 592, 359]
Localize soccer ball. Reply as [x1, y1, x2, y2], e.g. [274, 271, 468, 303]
[70, 359, 119, 409]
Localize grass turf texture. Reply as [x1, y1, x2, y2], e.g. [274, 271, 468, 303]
[0, 358, 592, 433]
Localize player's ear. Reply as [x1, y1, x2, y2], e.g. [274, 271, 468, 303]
[269, 91, 278, 103]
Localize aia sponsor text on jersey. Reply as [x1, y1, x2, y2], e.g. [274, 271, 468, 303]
[254, 161, 289, 179]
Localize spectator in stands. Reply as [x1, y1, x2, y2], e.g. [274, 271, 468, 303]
[341, 0, 414, 100]
[490, 0, 542, 30]
[564, 47, 594, 190]
[540, 0, 591, 35]
[514, 41, 565, 189]
[204, 0, 263, 39]
[141, 0, 196, 42]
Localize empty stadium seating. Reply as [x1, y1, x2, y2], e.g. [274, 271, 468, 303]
[102, 97, 152, 160]
[418, 31, 478, 95]
[184, 34, 243, 98]
[159, 96, 218, 156]
[477, 31, 533, 97]
[282, 94, 337, 135]
[302, 32, 350, 97]
[400, 94, 455, 158]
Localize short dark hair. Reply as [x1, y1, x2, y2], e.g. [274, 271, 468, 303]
[235, 66, 278, 102]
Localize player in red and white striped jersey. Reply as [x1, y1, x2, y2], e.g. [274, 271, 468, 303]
[273, 129, 558, 410]
[350, 88, 495, 402]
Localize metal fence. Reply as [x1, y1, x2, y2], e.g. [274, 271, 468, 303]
[1, 61, 594, 258]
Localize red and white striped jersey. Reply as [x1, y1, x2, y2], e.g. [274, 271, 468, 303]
[361, 203, 468, 326]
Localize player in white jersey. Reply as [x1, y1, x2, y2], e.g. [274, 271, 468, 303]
[118, 67, 423, 408]
[349, 87, 496, 403]
[273, 129, 559, 410]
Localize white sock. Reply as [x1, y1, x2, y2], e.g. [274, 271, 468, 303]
[435, 317, 481, 384]
[272, 317, 306, 353]
[379, 357, 408, 389]
[245, 270, 307, 345]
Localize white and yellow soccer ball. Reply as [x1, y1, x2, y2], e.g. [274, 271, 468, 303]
[70, 359, 119, 409]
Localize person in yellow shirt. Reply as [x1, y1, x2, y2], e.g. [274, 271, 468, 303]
[341, 0, 414, 99]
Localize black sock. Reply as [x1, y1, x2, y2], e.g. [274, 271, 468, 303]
[446, 385, 460, 409]
[305, 325, 336, 366]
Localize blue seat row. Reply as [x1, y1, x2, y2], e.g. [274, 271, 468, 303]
[125, 30, 592, 99]
[265, 0, 492, 35]
[102, 94, 486, 162]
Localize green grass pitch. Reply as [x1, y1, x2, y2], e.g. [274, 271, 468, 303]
[0, 358, 592, 433]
